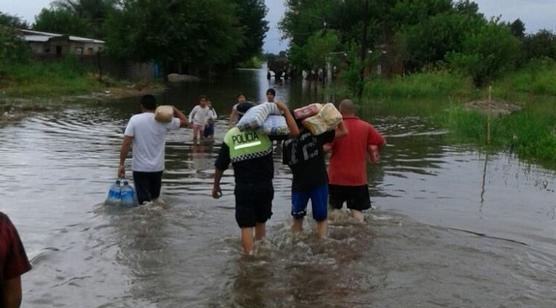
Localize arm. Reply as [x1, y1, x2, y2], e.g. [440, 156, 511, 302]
[275, 102, 300, 137]
[212, 168, 224, 199]
[209, 102, 217, 120]
[188, 106, 197, 124]
[212, 143, 231, 199]
[172, 106, 188, 127]
[229, 109, 238, 126]
[2, 277, 22, 308]
[119, 135, 133, 178]
[335, 120, 348, 138]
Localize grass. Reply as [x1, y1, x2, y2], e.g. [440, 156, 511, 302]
[345, 60, 556, 164]
[439, 106, 556, 163]
[364, 70, 475, 99]
[493, 58, 556, 99]
[0, 57, 103, 97]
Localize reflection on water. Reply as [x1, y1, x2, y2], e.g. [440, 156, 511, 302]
[1, 68, 555, 307]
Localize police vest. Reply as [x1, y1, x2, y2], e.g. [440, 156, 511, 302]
[224, 127, 272, 163]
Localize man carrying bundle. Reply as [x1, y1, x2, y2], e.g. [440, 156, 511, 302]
[212, 101, 299, 255]
[327, 99, 385, 223]
[283, 113, 347, 238]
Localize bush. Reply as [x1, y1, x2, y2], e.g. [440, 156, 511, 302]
[0, 25, 30, 67]
[447, 20, 522, 86]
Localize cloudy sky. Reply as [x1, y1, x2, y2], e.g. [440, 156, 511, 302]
[1, 0, 555, 53]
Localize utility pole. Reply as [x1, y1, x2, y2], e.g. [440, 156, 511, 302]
[358, 0, 370, 100]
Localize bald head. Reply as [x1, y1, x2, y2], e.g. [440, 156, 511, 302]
[339, 99, 356, 116]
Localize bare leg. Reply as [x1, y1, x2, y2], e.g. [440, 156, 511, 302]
[291, 218, 303, 233]
[351, 210, 365, 223]
[193, 126, 201, 141]
[254, 223, 266, 240]
[316, 220, 328, 239]
[240, 227, 255, 255]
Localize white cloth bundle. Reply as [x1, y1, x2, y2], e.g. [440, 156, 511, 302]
[155, 105, 173, 123]
[261, 115, 289, 136]
[237, 102, 281, 130]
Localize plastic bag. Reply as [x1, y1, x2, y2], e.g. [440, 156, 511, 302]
[105, 179, 122, 206]
[237, 103, 281, 130]
[302, 103, 342, 135]
[104, 179, 138, 207]
[261, 115, 289, 136]
[294, 103, 322, 120]
[155, 105, 173, 123]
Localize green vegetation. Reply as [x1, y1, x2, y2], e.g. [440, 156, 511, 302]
[238, 56, 264, 69]
[345, 60, 556, 164]
[0, 58, 102, 97]
[32, 0, 269, 70]
[440, 106, 556, 163]
[281, 0, 556, 94]
[364, 71, 473, 99]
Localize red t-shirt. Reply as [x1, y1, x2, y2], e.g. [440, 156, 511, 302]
[328, 116, 385, 186]
[0, 212, 32, 281]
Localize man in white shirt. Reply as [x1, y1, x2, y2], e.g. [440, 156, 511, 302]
[118, 95, 187, 204]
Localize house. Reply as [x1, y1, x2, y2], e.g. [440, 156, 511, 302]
[18, 29, 104, 58]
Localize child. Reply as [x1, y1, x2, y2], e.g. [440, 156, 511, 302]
[189, 95, 217, 140]
[283, 118, 347, 238]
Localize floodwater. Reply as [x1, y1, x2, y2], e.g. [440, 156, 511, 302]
[1, 66, 556, 307]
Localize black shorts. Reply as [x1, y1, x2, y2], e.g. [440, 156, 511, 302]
[133, 171, 163, 204]
[329, 185, 371, 211]
[234, 181, 274, 228]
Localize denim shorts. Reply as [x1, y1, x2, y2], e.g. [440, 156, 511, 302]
[291, 184, 328, 222]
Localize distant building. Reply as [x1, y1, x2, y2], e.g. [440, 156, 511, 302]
[18, 29, 104, 58]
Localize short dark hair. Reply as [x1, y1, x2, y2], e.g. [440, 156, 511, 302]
[237, 93, 246, 99]
[199, 95, 208, 101]
[140, 95, 157, 111]
[266, 88, 276, 96]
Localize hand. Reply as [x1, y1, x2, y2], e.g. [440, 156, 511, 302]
[368, 145, 380, 163]
[212, 185, 222, 199]
[118, 165, 125, 178]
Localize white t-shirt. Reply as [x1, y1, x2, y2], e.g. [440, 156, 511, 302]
[189, 105, 217, 126]
[124, 112, 181, 172]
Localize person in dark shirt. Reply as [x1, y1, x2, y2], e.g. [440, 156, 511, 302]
[212, 101, 299, 254]
[0, 212, 32, 308]
[283, 118, 347, 238]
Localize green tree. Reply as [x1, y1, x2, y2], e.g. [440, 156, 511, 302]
[524, 30, 556, 60]
[447, 20, 522, 86]
[0, 13, 29, 68]
[230, 0, 269, 64]
[51, 0, 116, 38]
[0, 26, 29, 67]
[399, 11, 485, 71]
[0, 12, 28, 28]
[304, 30, 339, 69]
[105, 0, 244, 71]
[33, 8, 92, 36]
[510, 18, 525, 39]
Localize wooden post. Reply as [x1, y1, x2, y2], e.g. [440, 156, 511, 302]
[487, 85, 492, 145]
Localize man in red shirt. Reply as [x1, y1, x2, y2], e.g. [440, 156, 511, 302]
[328, 99, 385, 222]
[0, 212, 32, 308]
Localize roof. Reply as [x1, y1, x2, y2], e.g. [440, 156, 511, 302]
[18, 29, 105, 44]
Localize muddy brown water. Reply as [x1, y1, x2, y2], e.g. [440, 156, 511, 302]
[1, 67, 556, 307]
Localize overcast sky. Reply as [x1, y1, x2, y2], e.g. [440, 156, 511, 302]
[1, 0, 555, 53]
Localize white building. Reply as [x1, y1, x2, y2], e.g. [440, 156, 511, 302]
[18, 29, 105, 57]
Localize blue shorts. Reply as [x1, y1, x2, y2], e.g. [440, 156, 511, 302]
[291, 185, 328, 222]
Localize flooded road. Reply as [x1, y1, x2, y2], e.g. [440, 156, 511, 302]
[1, 67, 556, 307]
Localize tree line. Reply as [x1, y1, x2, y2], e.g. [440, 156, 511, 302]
[279, 0, 556, 94]
[1, 0, 269, 74]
